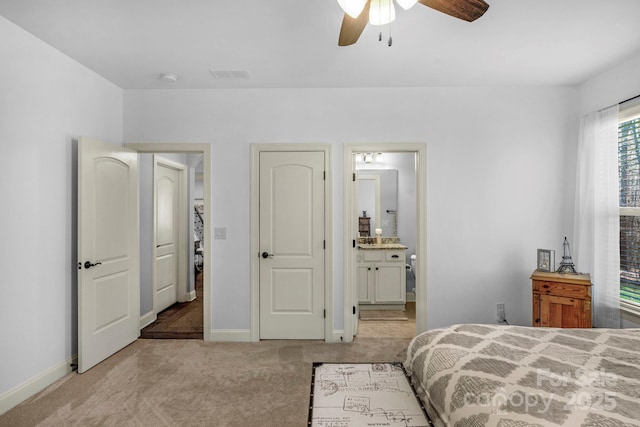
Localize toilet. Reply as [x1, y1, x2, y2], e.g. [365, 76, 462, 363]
[406, 254, 416, 301]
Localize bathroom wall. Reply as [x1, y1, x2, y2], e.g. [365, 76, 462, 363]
[358, 152, 417, 258]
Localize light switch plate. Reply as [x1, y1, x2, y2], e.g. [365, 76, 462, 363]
[214, 227, 227, 239]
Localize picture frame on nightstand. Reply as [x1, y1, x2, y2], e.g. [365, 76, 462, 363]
[536, 249, 555, 272]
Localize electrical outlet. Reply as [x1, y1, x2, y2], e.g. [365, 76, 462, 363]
[496, 303, 506, 323]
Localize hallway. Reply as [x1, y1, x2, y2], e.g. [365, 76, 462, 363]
[140, 272, 203, 339]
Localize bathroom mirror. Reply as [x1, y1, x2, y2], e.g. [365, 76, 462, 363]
[358, 169, 398, 236]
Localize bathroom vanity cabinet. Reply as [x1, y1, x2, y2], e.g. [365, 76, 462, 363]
[357, 247, 406, 309]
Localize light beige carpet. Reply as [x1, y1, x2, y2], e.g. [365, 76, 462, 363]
[0, 337, 412, 427]
[356, 320, 416, 339]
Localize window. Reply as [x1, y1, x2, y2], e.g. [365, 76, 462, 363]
[618, 99, 640, 309]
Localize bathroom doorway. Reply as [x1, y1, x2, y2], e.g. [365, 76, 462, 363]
[343, 143, 427, 341]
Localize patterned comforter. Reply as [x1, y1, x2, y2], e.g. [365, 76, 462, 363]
[404, 324, 640, 426]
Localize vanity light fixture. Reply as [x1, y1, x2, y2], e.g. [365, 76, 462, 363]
[356, 152, 384, 163]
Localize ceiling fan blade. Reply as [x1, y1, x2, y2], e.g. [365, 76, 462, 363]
[418, 0, 489, 22]
[338, 0, 371, 46]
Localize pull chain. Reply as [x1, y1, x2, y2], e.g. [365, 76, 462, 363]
[388, 2, 393, 46]
[378, 0, 382, 41]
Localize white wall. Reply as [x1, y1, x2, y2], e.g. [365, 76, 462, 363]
[124, 86, 578, 332]
[579, 52, 640, 116]
[0, 16, 122, 407]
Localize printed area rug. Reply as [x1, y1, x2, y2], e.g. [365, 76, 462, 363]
[308, 362, 431, 427]
[359, 310, 408, 321]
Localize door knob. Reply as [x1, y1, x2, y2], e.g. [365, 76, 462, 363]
[261, 252, 274, 259]
[84, 261, 102, 269]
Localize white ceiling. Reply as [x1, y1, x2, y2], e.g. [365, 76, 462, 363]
[2, 0, 640, 89]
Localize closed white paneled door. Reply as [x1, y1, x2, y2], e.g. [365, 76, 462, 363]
[78, 137, 139, 373]
[259, 151, 325, 339]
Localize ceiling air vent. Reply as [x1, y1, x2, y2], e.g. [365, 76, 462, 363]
[209, 70, 252, 80]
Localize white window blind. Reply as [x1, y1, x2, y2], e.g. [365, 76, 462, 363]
[619, 99, 640, 306]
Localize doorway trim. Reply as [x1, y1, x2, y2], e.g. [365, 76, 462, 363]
[250, 143, 334, 342]
[126, 143, 212, 341]
[343, 143, 427, 342]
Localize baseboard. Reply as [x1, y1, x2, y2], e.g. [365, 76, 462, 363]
[139, 310, 157, 330]
[208, 329, 252, 342]
[0, 354, 77, 416]
[186, 290, 196, 302]
[331, 330, 346, 343]
[207, 329, 348, 343]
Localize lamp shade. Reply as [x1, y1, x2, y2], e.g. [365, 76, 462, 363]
[396, 0, 418, 10]
[369, 0, 396, 25]
[337, 0, 368, 18]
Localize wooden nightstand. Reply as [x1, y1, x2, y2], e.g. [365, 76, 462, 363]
[531, 270, 592, 328]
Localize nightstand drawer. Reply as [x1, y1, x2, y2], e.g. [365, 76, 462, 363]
[532, 280, 591, 298]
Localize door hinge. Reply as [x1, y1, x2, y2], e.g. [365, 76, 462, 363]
[352, 239, 356, 248]
[323, 170, 326, 180]
[323, 240, 326, 249]
[352, 172, 356, 182]
[323, 309, 326, 319]
[353, 306, 356, 315]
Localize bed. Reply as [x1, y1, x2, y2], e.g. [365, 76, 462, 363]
[404, 324, 640, 426]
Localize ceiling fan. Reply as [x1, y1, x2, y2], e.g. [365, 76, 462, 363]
[337, 0, 490, 46]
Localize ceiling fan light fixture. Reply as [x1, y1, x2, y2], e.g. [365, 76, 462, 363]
[369, 0, 396, 25]
[396, 0, 418, 10]
[337, 0, 368, 18]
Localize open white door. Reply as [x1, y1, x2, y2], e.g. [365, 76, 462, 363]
[78, 137, 139, 373]
[153, 156, 184, 313]
[352, 153, 359, 337]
